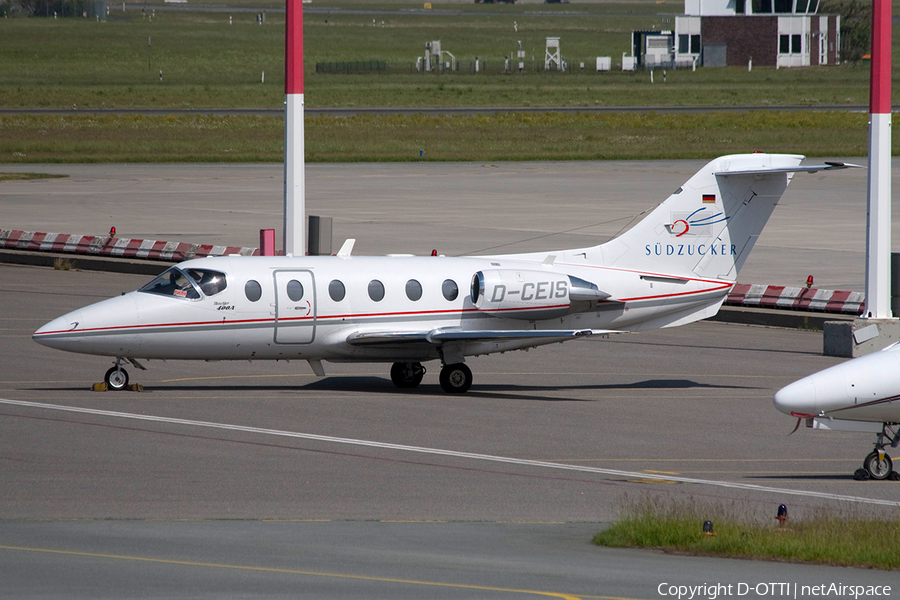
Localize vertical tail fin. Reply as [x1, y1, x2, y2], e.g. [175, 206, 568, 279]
[599, 154, 805, 280]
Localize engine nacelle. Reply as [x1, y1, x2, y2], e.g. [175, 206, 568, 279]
[470, 269, 607, 320]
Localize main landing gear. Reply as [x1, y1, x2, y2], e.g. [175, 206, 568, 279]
[388, 361, 473, 393]
[855, 424, 900, 481]
[439, 363, 472, 394]
[390, 362, 426, 389]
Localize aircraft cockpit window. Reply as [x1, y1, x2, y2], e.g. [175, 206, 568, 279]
[185, 269, 228, 297]
[442, 279, 459, 301]
[138, 267, 201, 300]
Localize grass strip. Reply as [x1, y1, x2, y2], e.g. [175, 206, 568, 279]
[594, 504, 900, 570]
[0, 173, 68, 182]
[0, 111, 876, 163]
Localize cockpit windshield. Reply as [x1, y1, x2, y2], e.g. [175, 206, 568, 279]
[184, 268, 228, 297]
[138, 267, 227, 299]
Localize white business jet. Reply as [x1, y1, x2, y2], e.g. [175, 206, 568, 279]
[34, 154, 855, 394]
[775, 343, 900, 480]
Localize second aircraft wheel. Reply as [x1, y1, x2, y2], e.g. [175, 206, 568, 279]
[390, 362, 425, 389]
[104, 366, 129, 391]
[439, 363, 472, 394]
[863, 451, 893, 480]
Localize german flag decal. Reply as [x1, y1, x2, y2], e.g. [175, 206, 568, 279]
[702, 194, 716, 204]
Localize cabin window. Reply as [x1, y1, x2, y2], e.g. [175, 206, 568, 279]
[138, 267, 200, 300]
[244, 280, 262, 302]
[286, 279, 304, 301]
[185, 268, 228, 297]
[406, 279, 423, 301]
[368, 280, 385, 302]
[442, 279, 459, 301]
[329, 280, 346, 302]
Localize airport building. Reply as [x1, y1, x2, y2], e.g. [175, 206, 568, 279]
[631, 0, 840, 69]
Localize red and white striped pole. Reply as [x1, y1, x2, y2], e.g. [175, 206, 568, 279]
[284, 0, 305, 256]
[864, 0, 892, 318]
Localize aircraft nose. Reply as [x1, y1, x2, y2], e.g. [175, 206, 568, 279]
[773, 377, 817, 416]
[33, 311, 84, 350]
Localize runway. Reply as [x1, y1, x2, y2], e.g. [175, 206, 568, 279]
[2, 161, 899, 597]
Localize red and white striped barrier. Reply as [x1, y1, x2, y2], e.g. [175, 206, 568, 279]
[726, 283, 864, 316]
[0, 230, 867, 315]
[0, 229, 258, 262]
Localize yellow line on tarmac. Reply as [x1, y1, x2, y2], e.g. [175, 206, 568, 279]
[0, 544, 616, 600]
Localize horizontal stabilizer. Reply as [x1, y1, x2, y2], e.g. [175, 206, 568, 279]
[714, 162, 863, 176]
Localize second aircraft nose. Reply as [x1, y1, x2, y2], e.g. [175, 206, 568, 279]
[773, 377, 817, 416]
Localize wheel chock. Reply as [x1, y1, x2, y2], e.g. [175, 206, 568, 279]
[91, 383, 108, 392]
[127, 383, 144, 392]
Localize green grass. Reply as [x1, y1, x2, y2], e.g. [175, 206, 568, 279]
[0, 4, 889, 109]
[594, 500, 900, 570]
[0, 1, 894, 161]
[0, 172, 68, 181]
[0, 110, 879, 163]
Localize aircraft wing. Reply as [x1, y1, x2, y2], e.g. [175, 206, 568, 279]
[346, 328, 610, 347]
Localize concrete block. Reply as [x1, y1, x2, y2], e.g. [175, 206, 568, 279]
[823, 318, 900, 358]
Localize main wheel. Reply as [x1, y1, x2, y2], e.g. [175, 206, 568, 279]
[439, 363, 472, 394]
[390, 362, 425, 389]
[104, 366, 129, 391]
[863, 451, 893, 480]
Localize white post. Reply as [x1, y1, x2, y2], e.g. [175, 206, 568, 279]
[864, 0, 892, 318]
[284, 0, 305, 256]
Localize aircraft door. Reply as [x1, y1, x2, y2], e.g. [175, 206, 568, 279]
[273, 270, 316, 344]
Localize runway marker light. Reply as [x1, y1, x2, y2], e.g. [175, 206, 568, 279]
[776, 504, 788, 528]
[806, 275, 814, 289]
[432, 249, 438, 256]
[702, 520, 714, 536]
[109, 226, 116, 238]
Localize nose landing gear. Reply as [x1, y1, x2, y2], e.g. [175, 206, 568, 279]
[855, 424, 900, 481]
[104, 364, 129, 391]
[102, 358, 146, 391]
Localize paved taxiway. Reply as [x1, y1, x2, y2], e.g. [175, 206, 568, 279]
[2, 161, 899, 597]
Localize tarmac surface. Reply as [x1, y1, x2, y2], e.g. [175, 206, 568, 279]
[2, 161, 899, 598]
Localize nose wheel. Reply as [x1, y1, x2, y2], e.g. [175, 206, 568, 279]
[854, 424, 900, 480]
[104, 365, 129, 391]
[863, 451, 893, 480]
